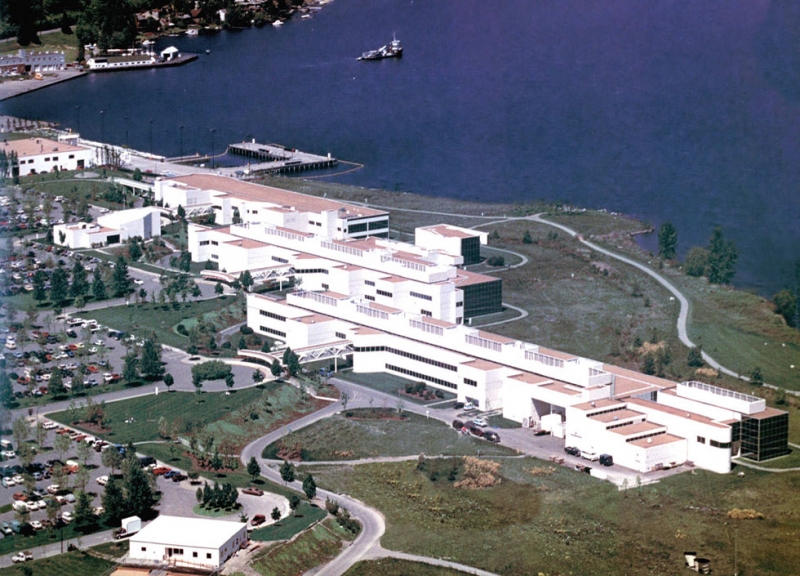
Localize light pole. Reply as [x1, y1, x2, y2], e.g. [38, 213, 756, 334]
[124, 115, 129, 148]
[74, 105, 81, 134]
[210, 128, 217, 170]
[179, 125, 184, 163]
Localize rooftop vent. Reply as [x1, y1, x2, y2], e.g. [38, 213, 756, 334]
[590, 401, 596, 407]
[647, 438, 652, 443]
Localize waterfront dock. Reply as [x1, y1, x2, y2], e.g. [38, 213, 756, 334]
[226, 140, 337, 174]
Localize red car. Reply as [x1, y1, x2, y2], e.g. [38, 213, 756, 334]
[12, 493, 28, 501]
[242, 487, 264, 496]
[152, 467, 171, 476]
[251, 514, 266, 526]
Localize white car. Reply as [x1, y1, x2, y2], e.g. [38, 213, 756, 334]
[46, 484, 60, 494]
[43, 420, 58, 430]
[471, 417, 489, 427]
[61, 511, 73, 523]
[96, 475, 108, 486]
[93, 340, 104, 347]
[11, 551, 32, 563]
[2, 450, 16, 459]
[1, 477, 15, 488]
[25, 501, 38, 512]
[133, 279, 144, 285]
[30, 520, 43, 530]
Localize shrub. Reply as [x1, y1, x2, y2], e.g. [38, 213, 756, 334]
[240, 326, 254, 335]
[176, 324, 188, 336]
[486, 256, 505, 267]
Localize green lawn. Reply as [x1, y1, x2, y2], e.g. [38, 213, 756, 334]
[0, 550, 114, 576]
[336, 372, 455, 406]
[264, 409, 516, 462]
[0, 521, 114, 558]
[308, 458, 800, 576]
[345, 559, 471, 576]
[250, 519, 351, 576]
[49, 381, 322, 450]
[249, 503, 328, 542]
[91, 539, 129, 558]
[75, 296, 246, 351]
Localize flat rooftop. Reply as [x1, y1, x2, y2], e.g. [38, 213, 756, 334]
[2, 137, 88, 158]
[629, 433, 684, 448]
[626, 397, 729, 429]
[165, 174, 387, 219]
[589, 409, 645, 423]
[609, 421, 666, 437]
[131, 516, 244, 549]
[419, 224, 482, 239]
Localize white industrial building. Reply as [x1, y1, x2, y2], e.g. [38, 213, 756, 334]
[155, 174, 389, 237]
[128, 516, 247, 570]
[216, 178, 788, 475]
[1, 137, 93, 176]
[54, 207, 162, 249]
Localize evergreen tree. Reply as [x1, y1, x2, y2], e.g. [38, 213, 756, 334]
[70, 260, 89, 298]
[123, 353, 139, 384]
[522, 230, 533, 244]
[0, 372, 14, 409]
[215, 282, 224, 295]
[32, 270, 47, 302]
[163, 373, 174, 391]
[49, 367, 66, 396]
[74, 491, 96, 532]
[657, 222, 678, 260]
[112, 255, 131, 297]
[247, 456, 261, 481]
[140, 338, 163, 379]
[706, 227, 738, 284]
[239, 270, 254, 291]
[271, 359, 283, 379]
[302, 474, 317, 499]
[92, 266, 107, 301]
[271, 507, 281, 522]
[640, 353, 656, 376]
[124, 461, 155, 518]
[687, 346, 704, 367]
[749, 366, 764, 387]
[102, 478, 127, 524]
[279, 460, 295, 484]
[50, 267, 69, 305]
[772, 289, 797, 328]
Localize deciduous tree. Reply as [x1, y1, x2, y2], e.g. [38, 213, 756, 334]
[706, 227, 738, 284]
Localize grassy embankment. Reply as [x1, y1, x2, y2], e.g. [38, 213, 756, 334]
[0, 551, 113, 576]
[263, 409, 517, 462]
[74, 295, 245, 352]
[307, 457, 800, 576]
[345, 559, 471, 576]
[250, 519, 357, 576]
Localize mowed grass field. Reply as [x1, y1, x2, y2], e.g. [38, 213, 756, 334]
[0, 551, 114, 576]
[75, 296, 245, 351]
[308, 458, 800, 576]
[263, 410, 517, 461]
[49, 381, 323, 449]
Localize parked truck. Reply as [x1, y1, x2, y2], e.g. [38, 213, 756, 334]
[115, 516, 141, 539]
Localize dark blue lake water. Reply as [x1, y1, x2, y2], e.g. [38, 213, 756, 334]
[3, 0, 799, 295]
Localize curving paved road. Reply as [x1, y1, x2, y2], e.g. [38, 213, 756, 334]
[239, 380, 501, 576]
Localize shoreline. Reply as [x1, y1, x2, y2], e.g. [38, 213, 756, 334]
[0, 68, 86, 101]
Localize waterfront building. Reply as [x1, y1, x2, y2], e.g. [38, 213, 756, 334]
[0, 49, 66, 76]
[1, 137, 93, 176]
[203, 176, 788, 475]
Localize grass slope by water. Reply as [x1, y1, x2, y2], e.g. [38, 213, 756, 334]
[308, 458, 800, 576]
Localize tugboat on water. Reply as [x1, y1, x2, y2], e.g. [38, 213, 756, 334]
[358, 35, 403, 61]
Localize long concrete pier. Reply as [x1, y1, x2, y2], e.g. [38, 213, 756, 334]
[226, 140, 338, 174]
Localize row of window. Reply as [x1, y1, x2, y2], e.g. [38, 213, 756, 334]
[463, 378, 477, 387]
[529, 352, 565, 368]
[376, 289, 393, 298]
[321, 240, 363, 257]
[272, 256, 289, 264]
[335, 332, 347, 339]
[465, 335, 503, 352]
[259, 310, 286, 322]
[364, 280, 375, 286]
[296, 268, 328, 274]
[353, 345, 458, 372]
[409, 319, 443, 336]
[386, 364, 457, 389]
[356, 304, 388, 320]
[410, 291, 432, 301]
[259, 325, 286, 338]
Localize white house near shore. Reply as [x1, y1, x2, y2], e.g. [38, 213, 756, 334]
[128, 516, 248, 570]
[1, 137, 93, 176]
[54, 207, 162, 249]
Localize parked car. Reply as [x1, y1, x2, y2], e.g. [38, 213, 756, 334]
[580, 450, 600, 462]
[30, 520, 43, 530]
[242, 487, 264, 496]
[151, 467, 171, 476]
[12, 492, 27, 501]
[483, 431, 501, 443]
[251, 514, 266, 526]
[451, 419, 464, 430]
[1, 477, 14, 488]
[452, 401, 464, 410]
[599, 454, 614, 467]
[0, 521, 12, 535]
[462, 402, 476, 411]
[61, 511, 73, 523]
[471, 417, 489, 427]
[96, 475, 109, 486]
[564, 446, 580, 456]
[11, 551, 32, 563]
[171, 474, 187, 482]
